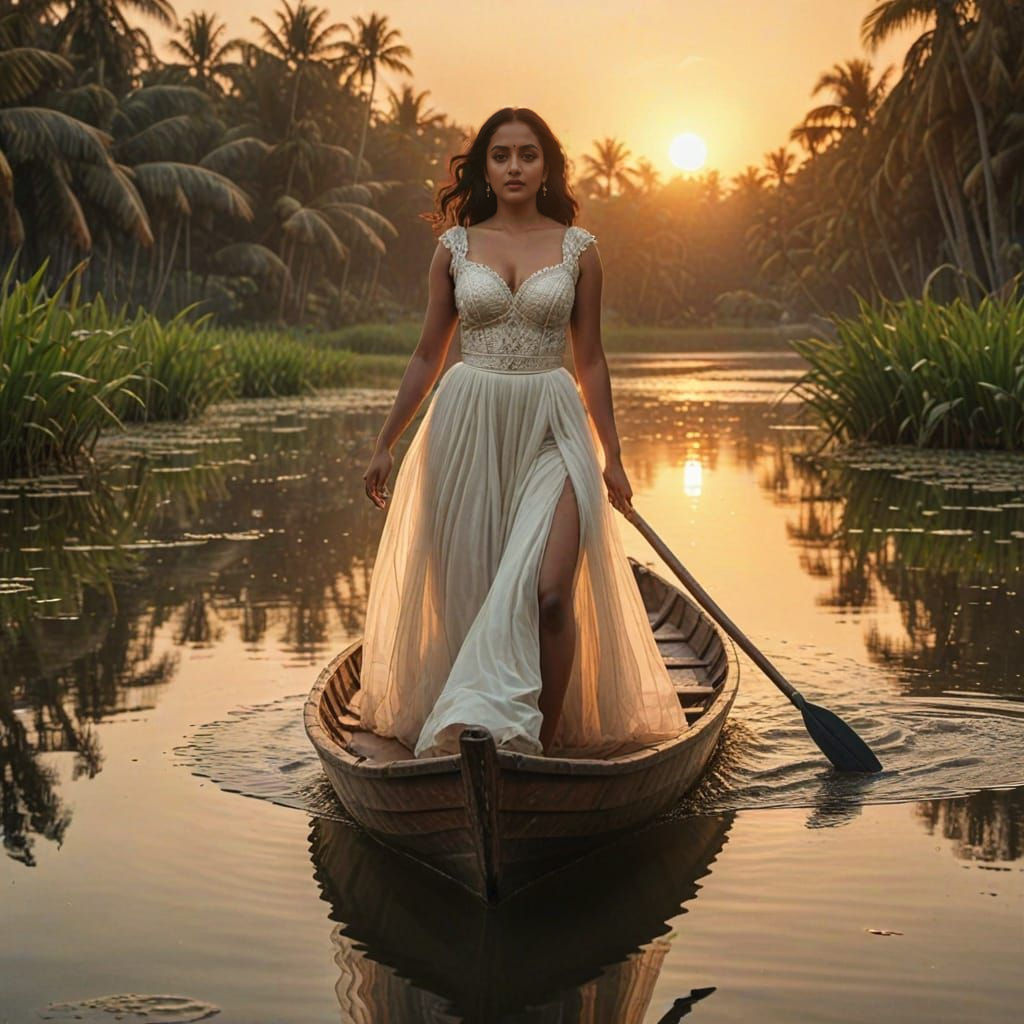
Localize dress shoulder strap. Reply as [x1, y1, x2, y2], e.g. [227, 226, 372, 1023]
[564, 226, 597, 277]
[439, 224, 468, 272]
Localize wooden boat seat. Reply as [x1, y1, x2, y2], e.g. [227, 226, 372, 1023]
[338, 724, 677, 766]
[348, 729, 416, 763]
[328, 687, 714, 768]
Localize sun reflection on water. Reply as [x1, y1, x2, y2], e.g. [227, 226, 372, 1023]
[683, 458, 703, 497]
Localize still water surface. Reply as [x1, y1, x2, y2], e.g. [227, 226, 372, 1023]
[2, 350, 1022, 1022]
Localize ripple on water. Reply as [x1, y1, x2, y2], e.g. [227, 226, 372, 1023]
[173, 694, 351, 823]
[174, 645, 1024, 827]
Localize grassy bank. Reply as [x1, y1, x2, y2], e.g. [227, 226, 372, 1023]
[0, 270, 406, 477]
[314, 321, 810, 356]
[792, 292, 1024, 450]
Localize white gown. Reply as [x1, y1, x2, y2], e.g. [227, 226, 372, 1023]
[359, 223, 686, 758]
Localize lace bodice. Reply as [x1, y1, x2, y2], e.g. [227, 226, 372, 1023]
[438, 223, 597, 371]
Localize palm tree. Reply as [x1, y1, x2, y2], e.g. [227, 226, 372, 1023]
[811, 59, 892, 132]
[133, 159, 253, 307]
[630, 157, 662, 195]
[0, 38, 153, 273]
[580, 137, 635, 199]
[165, 10, 242, 95]
[336, 12, 413, 188]
[332, 13, 411, 313]
[763, 146, 796, 188]
[862, 0, 1007, 284]
[383, 83, 444, 137]
[790, 120, 834, 157]
[731, 165, 767, 199]
[53, 0, 177, 94]
[700, 169, 724, 205]
[791, 58, 892, 154]
[251, 1, 347, 143]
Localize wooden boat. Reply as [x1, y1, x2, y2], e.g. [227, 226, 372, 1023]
[304, 556, 738, 902]
[310, 809, 733, 1020]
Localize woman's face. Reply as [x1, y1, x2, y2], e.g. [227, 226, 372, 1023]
[483, 121, 546, 206]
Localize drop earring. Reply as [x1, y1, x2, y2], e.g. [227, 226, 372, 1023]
[486, 182, 492, 197]
[542, 182, 548, 197]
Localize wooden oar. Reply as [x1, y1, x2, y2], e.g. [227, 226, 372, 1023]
[625, 507, 883, 773]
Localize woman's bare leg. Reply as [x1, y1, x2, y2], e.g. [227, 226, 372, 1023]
[537, 473, 580, 752]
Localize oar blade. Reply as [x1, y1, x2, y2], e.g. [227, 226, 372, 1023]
[801, 701, 883, 773]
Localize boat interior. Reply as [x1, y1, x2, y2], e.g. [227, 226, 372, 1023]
[319, 562, 731, 767]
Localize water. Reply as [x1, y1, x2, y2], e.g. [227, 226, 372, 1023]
[2, 351, 1021, 1022]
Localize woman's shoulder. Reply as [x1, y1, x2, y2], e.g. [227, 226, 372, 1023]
[566, 223, 598, 258]
[437, 223, 467, 257]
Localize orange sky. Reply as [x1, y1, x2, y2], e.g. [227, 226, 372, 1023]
[156, 2, 916, 182]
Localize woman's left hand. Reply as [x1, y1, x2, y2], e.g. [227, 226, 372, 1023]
[602, 456, 635, 516]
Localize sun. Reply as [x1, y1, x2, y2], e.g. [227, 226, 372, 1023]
[670, 133, 708, 172]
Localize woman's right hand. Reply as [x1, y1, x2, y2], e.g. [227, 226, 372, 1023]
[363, 446, 393, 509]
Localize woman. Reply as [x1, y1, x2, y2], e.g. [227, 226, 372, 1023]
[360, 107, 685, 758]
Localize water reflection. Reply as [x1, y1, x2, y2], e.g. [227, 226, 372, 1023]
[4, 359, 1023, 869]
[0, 461, 217, 864]
[916, 787, 1023, 863]
[310, 811, 732, 1022]
[769, 451, 1024, 694]
[682, 459, 703, 498]
[0, 395, 392, 864]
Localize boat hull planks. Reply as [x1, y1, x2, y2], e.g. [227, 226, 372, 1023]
[304, 558, 738, 901]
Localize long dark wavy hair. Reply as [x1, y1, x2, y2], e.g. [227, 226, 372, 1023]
[428, 108, 579, 232]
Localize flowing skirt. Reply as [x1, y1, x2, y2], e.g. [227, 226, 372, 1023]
[359, 360, 687, 758]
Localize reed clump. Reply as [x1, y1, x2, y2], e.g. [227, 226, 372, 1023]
[1, 266, 143, 475]
[1, 267, 370, 477]
[213, 329, 358, 397]
[792, 291, 1024, 450]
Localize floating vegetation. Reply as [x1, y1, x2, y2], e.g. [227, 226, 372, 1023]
[791, 291, 1024, 450]
[775, 444, 1024, 694]
[39, 993, 220, 1022]
[810, 444, 1024, 492]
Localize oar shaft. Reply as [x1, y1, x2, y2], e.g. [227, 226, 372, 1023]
[626, 510, 804, 709]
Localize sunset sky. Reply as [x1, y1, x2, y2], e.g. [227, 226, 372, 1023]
[155, 2, 916, 182]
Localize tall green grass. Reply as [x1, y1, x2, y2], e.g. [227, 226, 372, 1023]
[0, 265, 236, 473]
[1, 266, 144, 474]
[0, 267, 396, 477]
[119, 307, 231, 421]
[214, 329, 359, 396]
[791, 291, 1024, 450]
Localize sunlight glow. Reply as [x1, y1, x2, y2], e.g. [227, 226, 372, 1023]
[669, 133, 708, 172]
[683, 459, 703, 498]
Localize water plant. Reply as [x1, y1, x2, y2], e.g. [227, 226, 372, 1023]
[215, 330, 358, 397]
[0, 265, 144, 475]
[791, 286, 1024, 450]
[0, 263, 403, 477]
[117, 307, 233, 422]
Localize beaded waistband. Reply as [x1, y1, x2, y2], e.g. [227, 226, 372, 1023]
[461, 350, 564, 374]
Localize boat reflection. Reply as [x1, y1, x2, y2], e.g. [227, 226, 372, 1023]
[309, 810, 733, 1022]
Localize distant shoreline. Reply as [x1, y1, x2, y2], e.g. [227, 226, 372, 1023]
[337, 323, 810, 389]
